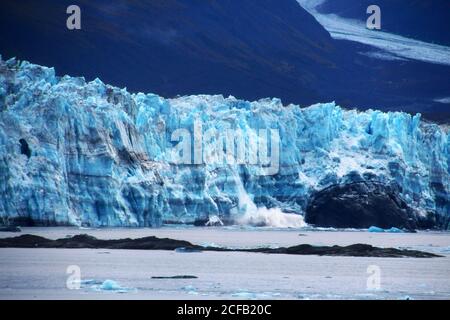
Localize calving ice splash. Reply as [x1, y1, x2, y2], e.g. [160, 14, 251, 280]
[232, 170, 307, 228]
[169, 119, 301, 227]
[170, 118, 280, 176]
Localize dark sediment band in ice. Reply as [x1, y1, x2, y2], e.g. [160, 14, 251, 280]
[0, 234, 441, 258]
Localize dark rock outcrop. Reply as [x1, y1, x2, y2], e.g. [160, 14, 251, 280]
[0, 234, 201, 250]
[0, 234, 440, 258]
[305, 181, 421, 230]
[151, 275, 198, 279]
[251, 243, 439, 258]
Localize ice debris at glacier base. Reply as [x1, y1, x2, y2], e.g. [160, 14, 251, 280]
[0, 56, 448, 228]
[367, 226, 404, 233]
[80, 279, 134, 293]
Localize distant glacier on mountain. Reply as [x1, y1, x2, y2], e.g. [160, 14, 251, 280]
[0, 57, 448, 229]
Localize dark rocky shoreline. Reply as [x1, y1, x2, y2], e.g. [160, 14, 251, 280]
[0, 234, 441, 258]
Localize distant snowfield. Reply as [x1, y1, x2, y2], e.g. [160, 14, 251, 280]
[297, 0, 450, 66]
[434, 97, 450, 104]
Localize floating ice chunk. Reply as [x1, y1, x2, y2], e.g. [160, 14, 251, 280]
[181, 285, 196, 291]
[231, 291, 281, 299]
[180, 285, 200, 295]
[188, 291, 199, 295]
[368, 226, 405, 233]
[100, 280, 123, 291]
[368, 226, 385, 233]
[90, 280, 134, 293]
[386, 227, 404, 233]
[232, 291, 257, 299]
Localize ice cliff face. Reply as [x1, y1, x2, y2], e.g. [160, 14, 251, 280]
[0, 57, 449, 228]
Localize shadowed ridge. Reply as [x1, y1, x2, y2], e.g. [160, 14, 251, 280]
[0, 234, 441, 258]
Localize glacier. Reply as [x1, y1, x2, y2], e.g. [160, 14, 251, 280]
[0, 56, 449, 228]
[296, 0, 450, 66]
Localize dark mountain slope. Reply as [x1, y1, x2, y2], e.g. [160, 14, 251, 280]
[0, 0, 336, 104]
[1, 0, 449, 121]
[317, 0, 450, 46]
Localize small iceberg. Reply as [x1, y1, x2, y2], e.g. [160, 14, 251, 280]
[231, 290, 281, 299]
[181, 285, 196, 291]
[386, 227, 404, 233]
[368, 226, 405, 233]
[232, 291, 257, 299]
[100, 280, 125, 291]
[181, 285, 198, 295]
[87, 279, 135, 293]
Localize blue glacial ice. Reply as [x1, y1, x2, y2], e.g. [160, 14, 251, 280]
[367, 226, 385, 233]
[0, 57, 448, 228]
[368, 226, 404, 233]
[99, 279, 129, 292]
[78, 279, 134, 293]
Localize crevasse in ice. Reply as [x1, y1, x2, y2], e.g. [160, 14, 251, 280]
[0, 57, 448, 227]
